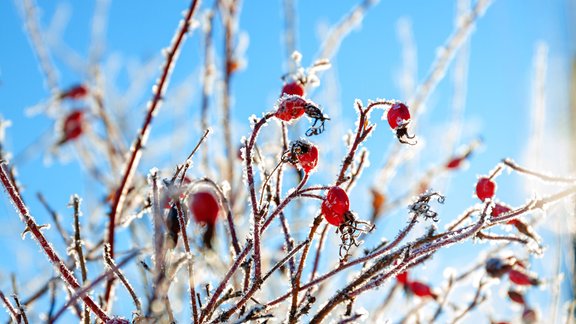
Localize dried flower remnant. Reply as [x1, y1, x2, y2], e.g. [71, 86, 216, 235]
[408, 191, 445, 222]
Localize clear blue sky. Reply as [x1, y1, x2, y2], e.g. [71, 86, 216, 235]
[0, 0, 573, 322]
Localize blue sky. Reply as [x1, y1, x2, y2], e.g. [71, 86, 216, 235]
[0, 0, 574, 322]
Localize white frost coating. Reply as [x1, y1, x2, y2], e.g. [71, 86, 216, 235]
[291, 51, 302, 64]
[220, 180, 231, 197]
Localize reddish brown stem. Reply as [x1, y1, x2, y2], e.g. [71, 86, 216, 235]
[104, 0, 201, 307]
[0, 289, 19, 323]
[174, 201, 199, 324]
[0, 163, 109, 322]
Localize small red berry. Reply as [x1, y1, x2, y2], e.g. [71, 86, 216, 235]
[297, 145, 318, 173]
[396, 271, 409, 285]
[189, 191, 220, 226]
[275, 95, 307, 122]
[508, 269, 539, 286]
[281, 82, 305, 97]
[475, 177, 496, 201]
[321, 187, 349, 226]
[60, 110, 84, 143]
[60, 84, 88, 100]
[406, 281, 437, 299]
[386, 102, 411, 129]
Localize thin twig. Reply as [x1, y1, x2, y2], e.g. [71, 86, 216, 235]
[70, 195, 90, 324]
[103, 244, 142, 313]
[104, 0, 201, 307]
[0, 289, 19, 323]
[174, 201, 199, 324]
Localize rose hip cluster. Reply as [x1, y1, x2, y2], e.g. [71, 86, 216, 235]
[485, 257, 540, 322]
[57, 84, 89, 145]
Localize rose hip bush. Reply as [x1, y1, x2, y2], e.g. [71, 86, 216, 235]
[0, 0, 574, 323]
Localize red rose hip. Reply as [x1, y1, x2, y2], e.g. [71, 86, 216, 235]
[281, 82, 305, 97]
[297, 144, 318, 174]
[189, 191, 220, 226]
[60, 110, 84, 143]
[321, 187, 349, 226]
[387, 102, 411, 129]
[275, 95, 307, 122]
[475, 177, 496, 201]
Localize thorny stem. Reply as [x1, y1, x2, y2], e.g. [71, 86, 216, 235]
[12, 296, 28, 324]
[200, 242, 251, 322]
[150, 170, 165, 278]
[0, 163, 110, 322]
[317, 0, 379, 61]
[50, 251, 139, 322]
[71, 195, 90, 324]
[104, 0, 200, 307]
[410, 0, 493, 117]
[476, 231, 529, 245]
[37, 192, 69, 246]
[503, 158, 576, 183]
[244, 113, 274, 281]
[0, 289, 19, 323]
[200, 9, 216, 173]
[174, 201, 199, 324]
[285, 204, 491, 322]
[180, 129, 211, 184]
[262, 240, 309, 282]
[267, 213, 420, 307]
[336, 100, 393, 186]
[21, 0, 59, 94]
[450, 279, 487, 323]
[218, 0, 240, 206]
[104, 245, 142, 313]
[289, 215, 323, 323]
[213, 174, 310, 322]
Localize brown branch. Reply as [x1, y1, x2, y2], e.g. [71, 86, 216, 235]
[104, 0, 201, 307]
[70, 195, 90, 324]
